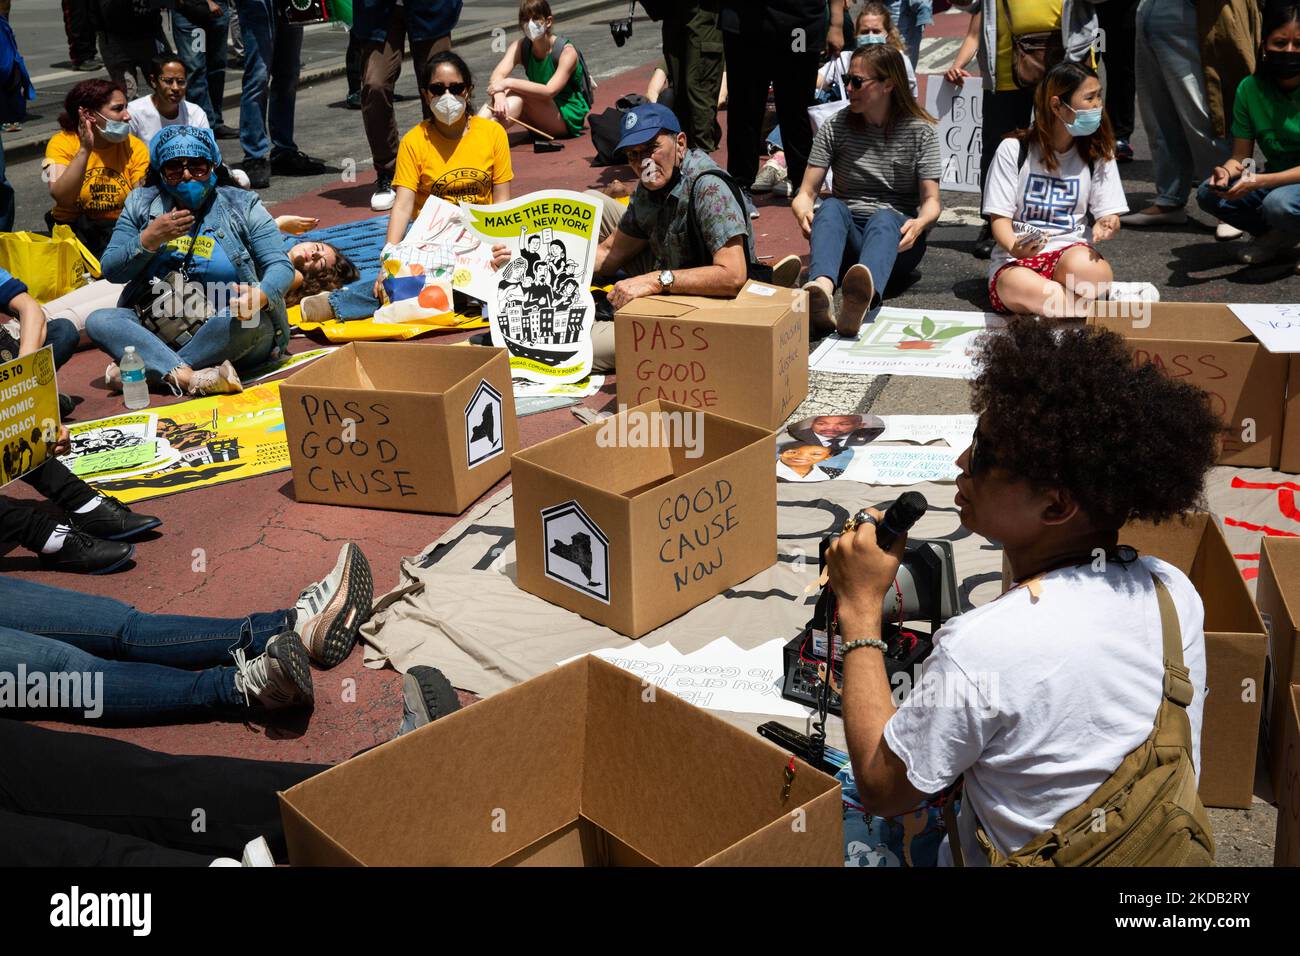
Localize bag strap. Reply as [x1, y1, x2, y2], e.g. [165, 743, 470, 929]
[686, 167, 756, 269]
[998, 0, 1017, 35]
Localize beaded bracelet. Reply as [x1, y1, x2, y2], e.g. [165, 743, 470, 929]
[842, 638, 888, 657]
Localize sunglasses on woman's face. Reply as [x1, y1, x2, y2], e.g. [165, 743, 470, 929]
[845, 73, 880, 90]
[160, 158, 212, 181]
[969, 429, 998, 478]
[427, 82, 467, 96]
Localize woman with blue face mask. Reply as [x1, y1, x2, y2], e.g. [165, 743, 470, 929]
[84, 125, 295, 397]
[981, 61, 1128, 317]
[43, 79, 150, 258]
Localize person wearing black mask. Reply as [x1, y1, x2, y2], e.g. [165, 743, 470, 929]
[1195, 1, 1300, 269]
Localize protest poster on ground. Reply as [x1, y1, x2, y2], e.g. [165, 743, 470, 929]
[924, 75, 983, 194]
[68, 383, 290, 503]
[0, 346, 60, 487]
[809, 308, 1000, 378]
[839, 445, 962, 484]
[463, 189, 600, 386]
[1228, 303, 1300, 353]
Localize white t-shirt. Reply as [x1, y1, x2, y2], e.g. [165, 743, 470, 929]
[883, 555, 1206, 867]
[820, 49, 918, 100]
[127, 95, 210, 146]
[981, 136, 1128, 277]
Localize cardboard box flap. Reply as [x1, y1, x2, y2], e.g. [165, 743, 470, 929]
[1090, 303, 1256, 344]
[578, 657, 838, 866]
[281, 663, 588, 866]
[1262, 537, 1300, 629]
[350, 341, 502, 394]
[277, 796, 365, 866]
[1120, 514, 1207, 575]
[1196, 519, 1267, 635]
[617, 282, 800, 328]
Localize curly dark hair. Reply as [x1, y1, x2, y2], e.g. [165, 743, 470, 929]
[970, 318, 1223, 528]
[285, 245, 360, 308]
[58, 78, 126, 132]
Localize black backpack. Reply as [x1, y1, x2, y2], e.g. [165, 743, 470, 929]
[686, 168, 773, 283]
[589, 108, 626, 166]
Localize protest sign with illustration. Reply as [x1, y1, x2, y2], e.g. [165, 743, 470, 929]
[810, 308, 1000, 378]
[375, 195, 496, 325]
[463, 189, 600, 385]
[0, 346, 60, 488]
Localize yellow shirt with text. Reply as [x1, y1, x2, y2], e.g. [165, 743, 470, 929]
[43, 131, 150, 222]
[392, 116, 513, 213]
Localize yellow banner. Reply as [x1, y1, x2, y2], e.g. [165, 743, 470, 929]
[0, 346, 61, 488]
[70, 382, 290, 504]
[288, 304, 488, 341]
[465, 196, 597, 241]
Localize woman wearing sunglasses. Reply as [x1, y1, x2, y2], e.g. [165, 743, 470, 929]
[299, 51, 513, 324]
[85, 125, 294, 397]
[792, 43, 942, 337]
[43, 79, 150, 258]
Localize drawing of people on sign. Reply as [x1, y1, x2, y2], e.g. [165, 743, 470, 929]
[463, 189, 601, 386]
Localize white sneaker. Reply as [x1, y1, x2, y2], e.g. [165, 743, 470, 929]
[1215, 221, 1244, 241]
[209, 836, 276, 867]
[299, 291, 335, 323]
[750, 160, 788, 195]
[370, 178, 396, 212]
[293, 542, 373, 668]
[232, 631, 314, 710]
[186, 360, 242, 396]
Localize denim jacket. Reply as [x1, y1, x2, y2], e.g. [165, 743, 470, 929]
[954, 0, 1103, 91]
[353, 0, 463, 44]
[100, 185, 294, 356]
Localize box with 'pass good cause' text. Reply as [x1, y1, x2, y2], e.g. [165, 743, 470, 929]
[1120, 514, 1268, 809]
[1089, 303, 1288, 468]
[279, 656, 843, 866]
[614, 281, 807, 430]
[280, 342, 518, 515]
[511, 399, 776, 637]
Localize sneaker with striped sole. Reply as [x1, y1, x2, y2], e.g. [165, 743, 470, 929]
[294, 543, 374, 668]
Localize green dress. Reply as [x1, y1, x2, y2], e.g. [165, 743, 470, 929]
[524, 38, 590, 137]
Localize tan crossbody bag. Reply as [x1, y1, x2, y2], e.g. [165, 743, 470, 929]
[944, 573, 1216, 867]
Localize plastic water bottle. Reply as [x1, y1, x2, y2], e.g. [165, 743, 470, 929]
[121, 346, 150, 410]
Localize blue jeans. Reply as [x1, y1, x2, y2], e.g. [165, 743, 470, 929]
[328, 276, 382, 321]
[235, 0, 303, 160]
[173, 3, 230, 127]
[1195, 182, 1300, 239]
[0, 577, 290, 722]
[887, 0, 931, 67]
[85, 308, 275, 382]
[809, 199, 928, 308]
[46, 317, 79, 370]
[1135, 0, 1228, 207]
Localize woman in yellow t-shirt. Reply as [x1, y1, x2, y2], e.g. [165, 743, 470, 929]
[43, 79, 150, 258]
[300, 52, 515, 323]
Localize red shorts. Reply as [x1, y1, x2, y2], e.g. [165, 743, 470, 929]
[988, 242, 1095, 314]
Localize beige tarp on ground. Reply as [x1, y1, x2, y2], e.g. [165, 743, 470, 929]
[360, 464, 1299, 733]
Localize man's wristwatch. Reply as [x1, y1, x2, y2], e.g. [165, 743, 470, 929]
[658, 269, 674, 293]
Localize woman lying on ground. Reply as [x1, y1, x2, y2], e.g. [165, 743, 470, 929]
[982, 61, 1128, 318]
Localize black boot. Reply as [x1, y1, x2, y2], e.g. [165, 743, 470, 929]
[973, 222, 996, 260]
[37, 530, 135, 574]
[68, 495, 162, 541]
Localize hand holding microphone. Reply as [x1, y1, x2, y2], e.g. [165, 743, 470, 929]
[826, 492, 928, 631]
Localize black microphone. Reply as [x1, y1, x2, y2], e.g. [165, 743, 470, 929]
[876, 491, 928, 550]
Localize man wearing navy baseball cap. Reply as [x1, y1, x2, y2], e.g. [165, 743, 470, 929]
[585, 102, 800, 370]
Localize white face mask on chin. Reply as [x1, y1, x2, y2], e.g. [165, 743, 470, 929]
[433, 92, 466, 125]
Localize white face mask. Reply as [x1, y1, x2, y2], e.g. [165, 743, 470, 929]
[525, 20, 547, 41]
[433, 91, 466, 125]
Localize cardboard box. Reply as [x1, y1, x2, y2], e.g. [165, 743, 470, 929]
[614, 280, 807, 430]
[1274, 685, 1300, 866]
[1120, 514, 1268, 809]
[1281, 355, 1300, 474]
[1253, 536, 1300, 793]
[281, 342, 518, 515]
[279, 656, 843, 866]
[511, 399, 776, 637]
[1089, 303, 1288, 467]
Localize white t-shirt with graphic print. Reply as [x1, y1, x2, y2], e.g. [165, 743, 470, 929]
[981, 136, 1129, 278]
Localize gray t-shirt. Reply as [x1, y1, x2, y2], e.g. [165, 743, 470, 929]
[808, 110, 941, 218]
